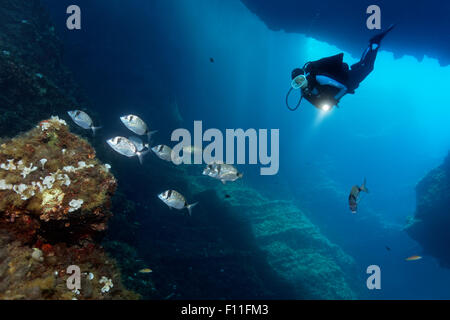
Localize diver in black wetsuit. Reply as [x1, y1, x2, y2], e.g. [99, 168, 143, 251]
[287, 25, 395, 111]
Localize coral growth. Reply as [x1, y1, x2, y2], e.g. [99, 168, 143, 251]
[0, 118, 137, 299]
[0, 117, 115, 239]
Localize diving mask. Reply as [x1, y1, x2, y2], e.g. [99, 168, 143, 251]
[291, 75, 308, 90]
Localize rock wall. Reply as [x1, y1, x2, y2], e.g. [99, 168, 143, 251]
[406, 152, 450, 267]
[0, 1, 140, 300]
[0, 0, 86, 137]
[0, 118, 139, 299]
[188, 170, 359, 299]
[241, 0, 450, 66]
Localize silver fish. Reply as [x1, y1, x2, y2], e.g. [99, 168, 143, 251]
[202, 162, 221, 179]
[107, 136, 148, 164]
[158, 190, 198, 216]
[68, 110, 101, 135]
[152, 145, 176, 162]
[203, 162, 243, 184]
[129, 136, 149, 152]
[120, 115, 157, 141]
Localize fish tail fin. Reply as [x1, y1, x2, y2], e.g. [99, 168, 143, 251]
[361, 178, 369, 193]
[147, 130, 158, 143]
[237, 172, 244, 179]
[137, 149, 150, 165]
[91, 126, 102, 136]
[186, 202, 198, 216]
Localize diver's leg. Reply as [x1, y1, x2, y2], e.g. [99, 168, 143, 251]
[347, 25, 395, 91]
[370, 24, 395, 46]
[347, 45, 378, 91]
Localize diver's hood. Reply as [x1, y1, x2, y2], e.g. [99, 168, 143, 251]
[291, 75, 308, 90]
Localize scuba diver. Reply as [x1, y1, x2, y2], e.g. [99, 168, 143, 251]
[286, 24, 395, 111]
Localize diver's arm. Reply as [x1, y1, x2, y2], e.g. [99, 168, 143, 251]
[316, 75, 348, 101]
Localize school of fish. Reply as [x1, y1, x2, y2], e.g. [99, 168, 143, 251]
[68, 110, 424, 265]
[67, 110, 243, 219]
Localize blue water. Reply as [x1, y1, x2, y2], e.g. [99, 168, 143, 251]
[43, 0, 450, 299]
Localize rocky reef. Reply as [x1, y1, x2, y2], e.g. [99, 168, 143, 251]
[0, 0, 86, 138]
[0, 118, 138, 299]
[100, 159, 358, 299]
[241, 0, 450, 66]
[406, 152, 450, 267]
[185, 170, 359, 299]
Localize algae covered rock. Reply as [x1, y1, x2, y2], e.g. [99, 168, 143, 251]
[0, 118, 138, 300]
[0, 117, 116, 242]
[406, 152, 450, 267]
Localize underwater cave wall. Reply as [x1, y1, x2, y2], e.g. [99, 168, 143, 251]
[241, 0, 450, 66]
[406, 152, 450, 267]
[0, 0, 86, 138]
[0, 1, 140, 300]
[185, 173, 361, 299]
[0, 118, 139, 299]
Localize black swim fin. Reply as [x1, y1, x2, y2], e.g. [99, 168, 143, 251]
[370, 24, 396, 45]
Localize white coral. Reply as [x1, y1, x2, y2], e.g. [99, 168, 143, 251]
[0, 179, 13, 190]
[63, 166, 76, 173]
[99, 276, 113, 293]
[0, 155, 100, 204]
[0, 159, 17, 171]
[20, 163, 38, 178]
[39, 116, 67, 131]
[77, 161, 93, 170]
[1, 160, 38, 178]
[40, 159, 47, 170]
[57, 174, 71, 187]
[13, 184, 28, 194]
[63, 162, 94, 173]
[40, 122, 51, 131]
[50, 116, 67, 126]
[31, 248, 44, 262]
[42, 175, 56, 189]
[13, 184, 36, 200]
[68, 199, 84, 212]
